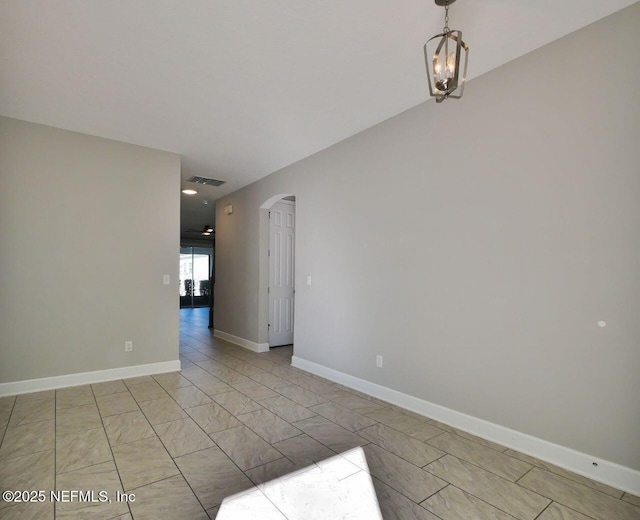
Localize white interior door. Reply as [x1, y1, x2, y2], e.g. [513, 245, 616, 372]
[269, 200, 295, 347]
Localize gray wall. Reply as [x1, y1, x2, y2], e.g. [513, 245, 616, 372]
[214, 4, 640, 470]
[0, 117, 181, 383]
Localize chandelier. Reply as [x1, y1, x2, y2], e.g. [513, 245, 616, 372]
[424, 0, 469, 103]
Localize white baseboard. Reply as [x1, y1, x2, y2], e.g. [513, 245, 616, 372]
[0, 360, 181, 397]
[292, 355, 640, 496]
[213, 330, 269, 353]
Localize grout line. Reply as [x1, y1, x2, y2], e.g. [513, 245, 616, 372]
[532, 501, 553, 520]
[0, 395, 18, 447]
[87, 383, 133, 519]
[431, 483, 524, 520]
[515, 465, 536, 484]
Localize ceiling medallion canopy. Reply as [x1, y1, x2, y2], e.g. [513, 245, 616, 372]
[424, 0, 469, 103]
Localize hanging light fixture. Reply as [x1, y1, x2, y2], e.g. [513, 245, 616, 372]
[424, 0, 469, 103]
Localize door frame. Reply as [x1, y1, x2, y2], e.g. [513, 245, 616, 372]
[258, 194, 296, 350]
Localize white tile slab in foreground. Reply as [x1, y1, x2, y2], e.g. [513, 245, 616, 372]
[217, 446, 383, 520]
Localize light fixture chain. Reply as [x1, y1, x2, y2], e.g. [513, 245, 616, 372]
[443, 2, 450, 33]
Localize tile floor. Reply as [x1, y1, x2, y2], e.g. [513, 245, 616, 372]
[0, 308, 638, 519]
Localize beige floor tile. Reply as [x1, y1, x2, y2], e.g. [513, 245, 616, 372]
[184, 350, 214, 362]
[505, 448, 625, 498]
[359, 423, 445, 467]
[346, 443, 446, 503]
[263, 364, 298, 379]
[309, 401, 377, 432]
[365, 408, 444, 442]
[9, 398, 54, 426]
[261, 395, 317, 423]
[272, 433, 337, 466]
[191, 377, 233, 396]
[179, 356, 196, 369]
[422, 485, 515, 520]
[323, 391, 384, 414]
[622, 493, 640, 506]
[386, 406, 456, 433]
[55, 460, 129, 519]
[153, 417, 215, 457]
[449, 428, 508, 452]
[96, 392, 139, 417]
[123, 375, 155, 387]
[248, 371, 290, 389]
[91, 379, 127, 396]
[103, 410, 156, 446]
[167, 385, 212, 408]
[519, 468, 640, 520]
[536, 502, 595, 520]
[128, 474, 208, 520]
[275, 384, 327, 407]
[128, 381, 168, 402]
[384, 405, 442, 423]
[186, 402, 241, 434]
[426, 455, 550, 520]
[152, 371, 193, 391]
[0, 500, 54, 520]
[233, 381, 279, 401]
[290, 375, 336, 396]
[237, 409, 301, 444]
[55, 403, 102, 435]
[208, 505, 220, 519]
[111, 513, 133, 520]
[181, 365, 213, 381]
[211, 368, 254, 387]
[229, 361, 266, 377]
[211, 425, 283, 471]
[207, 358, 242, 372]
[244, 458, 300, 486]
[0, 396, 16, 426]
[428, 432, 531, 481]
[138, 396, 188, 425]
[423, 417, 457, 433]
[372, 477, 441, 520]
[175, 446, 255, 509]
[293, 416, 366, 453]
[211, 391, 262, 416]
[56, 427, 111, 474]
[0, 419, 55, 460]
[0, 450, 54, 511]
[56, 385, 94, 410]
[112, 436, 179, 491]
[15, 390, 55, 403]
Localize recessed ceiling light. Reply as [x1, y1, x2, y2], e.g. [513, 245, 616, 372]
[182, 189, 197, 195]
[203, 200, 209, 205]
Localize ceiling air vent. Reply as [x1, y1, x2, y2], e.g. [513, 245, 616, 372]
[186, 175, 226, 187]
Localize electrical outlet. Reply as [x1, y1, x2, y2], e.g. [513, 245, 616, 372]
[376, 355, 383, 368]
[125, 341, 133, 352]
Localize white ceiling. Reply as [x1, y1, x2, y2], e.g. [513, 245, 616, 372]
[1, 0, 636, 236]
